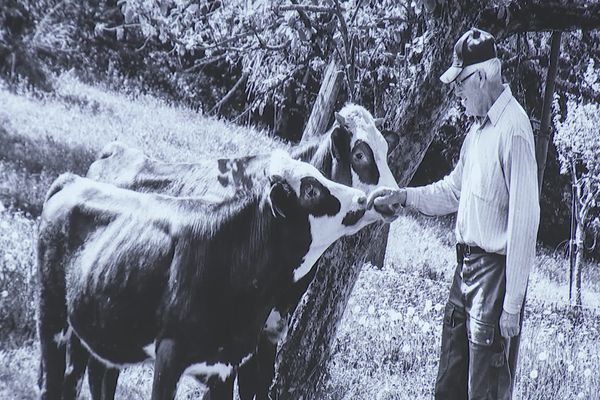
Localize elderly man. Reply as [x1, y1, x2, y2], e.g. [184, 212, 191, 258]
[373, 28, 540, 399]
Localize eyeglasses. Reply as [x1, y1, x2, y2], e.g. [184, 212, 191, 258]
[455, 71, 477, 87]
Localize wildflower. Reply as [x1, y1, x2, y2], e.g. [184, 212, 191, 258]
[368, 305, 376, 315]
[421, 322, 431, 333]
[568, 364, 575, 373]
[1, 290, 7, 298]
[407, 306, 415, 317]
[529, 369, 538, 379]
[423, 299, 433, 312]
[537, 352, 548, 362]
[577, 393, 586, 399]
[557, 332, 565, 343]
[401, 344, 410, 353]
[584, 368, 592, 378]
[353, 305, 361, 314]
[388, 310, 402, 322]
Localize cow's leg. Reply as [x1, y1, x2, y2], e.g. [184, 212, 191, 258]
[237, 354, 258, 400]
[255, 334, 278, 400]
[237, 333, 278, 400]
[37, 242, 68, 400]
[204, 375, 234, 400]
[62, 333, 89, 400]
[88, 358, 103, 400]
[88, 357, 120, 400]
[151, 338, 186, 400]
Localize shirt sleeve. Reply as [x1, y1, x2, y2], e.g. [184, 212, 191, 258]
[404, 140, 465, 216]
[503, 133, 540, 314]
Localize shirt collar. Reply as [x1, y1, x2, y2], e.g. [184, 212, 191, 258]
[486, 84, 512, 127]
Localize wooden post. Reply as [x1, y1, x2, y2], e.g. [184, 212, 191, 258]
[301, 60, 343, 142]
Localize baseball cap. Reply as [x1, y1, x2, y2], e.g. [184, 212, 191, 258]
[440, 28, 497, 84]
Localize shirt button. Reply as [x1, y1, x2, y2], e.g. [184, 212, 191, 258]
[486, 339, 491, 344]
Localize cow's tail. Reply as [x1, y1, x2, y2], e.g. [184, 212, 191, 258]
[37, 194, 71, 397]
[44, 173, 78, 204]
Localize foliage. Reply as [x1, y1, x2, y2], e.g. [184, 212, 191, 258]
[553, 96, 600, 237]
[102, 0, 425, 138]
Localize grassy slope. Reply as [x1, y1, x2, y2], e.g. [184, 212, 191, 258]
[0, 78, 599, 399]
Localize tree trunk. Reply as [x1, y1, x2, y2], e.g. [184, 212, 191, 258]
[364, 222, 389, 268]
[272, 2, 600, 399]
[273, 4, 481, 399]
[535, 32, 561, 195]
[301, 60, 343, 143]
[573, 218, 585, 307]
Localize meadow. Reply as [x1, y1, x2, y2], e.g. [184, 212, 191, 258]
[0, 76, 598, 399]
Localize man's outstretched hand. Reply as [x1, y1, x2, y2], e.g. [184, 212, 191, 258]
[367, 187, 406, 217]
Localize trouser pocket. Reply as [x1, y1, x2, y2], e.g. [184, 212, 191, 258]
[467, 318, 512, 400]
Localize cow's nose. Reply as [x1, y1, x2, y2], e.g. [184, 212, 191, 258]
[355, 194, 367, 207]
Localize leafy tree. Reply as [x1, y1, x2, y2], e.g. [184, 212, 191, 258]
[554, 94, 600, 307]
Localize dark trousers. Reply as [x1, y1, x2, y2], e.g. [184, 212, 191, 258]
[434, 252, 523, 400]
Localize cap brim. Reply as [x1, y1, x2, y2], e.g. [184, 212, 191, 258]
[440, 66, 462, 84]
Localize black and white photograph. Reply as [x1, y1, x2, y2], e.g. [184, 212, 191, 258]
[1, 1, 599, 399]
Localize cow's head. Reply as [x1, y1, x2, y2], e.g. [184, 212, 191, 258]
[328, 104, 400, 221]
[86, 141, 147, 184]
[265, 151, 373, 280]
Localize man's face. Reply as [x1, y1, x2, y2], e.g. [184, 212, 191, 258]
[454, 70, 486, 117]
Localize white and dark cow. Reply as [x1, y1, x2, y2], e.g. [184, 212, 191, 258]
[83, 103, 401, 399]
[37, 150, 382, 400]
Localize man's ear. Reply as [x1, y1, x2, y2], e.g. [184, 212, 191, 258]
[269, 180, 291, 218]
[330, 126, 351, 162]
[382, 129, 400, 155]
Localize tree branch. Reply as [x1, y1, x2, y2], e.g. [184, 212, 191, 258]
[555, 79, 600, 104]
[208, 71, 249, 116]
[276, 5, 340, 13]
[480, 0, 600, 39]
[287, 0, 315, 32]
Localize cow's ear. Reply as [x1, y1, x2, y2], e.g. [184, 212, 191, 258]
[330, 126, 351, 162]
[269, 180, 292, 218]
[374, 117, 385, 127]
[334, 112, 348, 128]
[382, 129, 399, 155]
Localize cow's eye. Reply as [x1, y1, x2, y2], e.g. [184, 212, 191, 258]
[354, 151, 365, 162]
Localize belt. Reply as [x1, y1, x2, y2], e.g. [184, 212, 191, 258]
[456, 243, 486, 263]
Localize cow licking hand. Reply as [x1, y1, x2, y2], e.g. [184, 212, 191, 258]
[37, 150, 375, 400]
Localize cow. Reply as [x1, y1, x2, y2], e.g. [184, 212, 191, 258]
[84, 103, 401, 399]
[37, 150, 386, 400]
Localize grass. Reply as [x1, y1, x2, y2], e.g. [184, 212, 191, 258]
[0, 76, 599, 399]
[319, 213, 600, 400]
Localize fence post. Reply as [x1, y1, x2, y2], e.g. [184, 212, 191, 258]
[301, 60, 343, 142]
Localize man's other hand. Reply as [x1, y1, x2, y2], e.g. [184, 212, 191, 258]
[499, 310, 520, 338]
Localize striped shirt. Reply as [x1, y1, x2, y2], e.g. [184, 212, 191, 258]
[406, 85, 540, 314]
